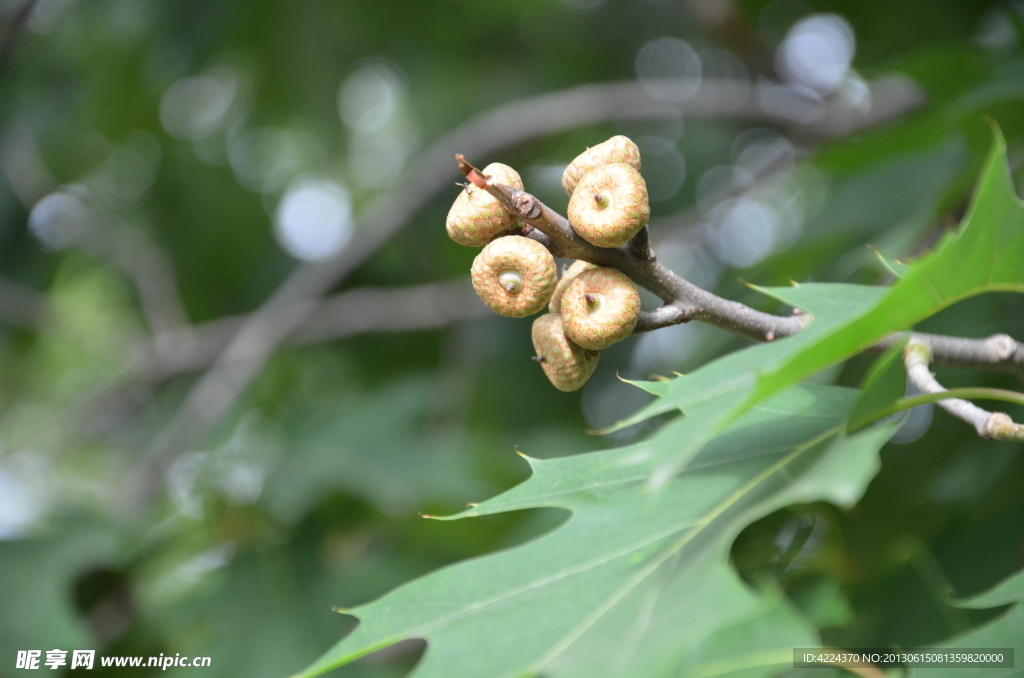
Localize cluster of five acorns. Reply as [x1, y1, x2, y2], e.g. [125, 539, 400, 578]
[446, 136, 649, 392]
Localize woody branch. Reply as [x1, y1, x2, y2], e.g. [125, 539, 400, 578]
[458, 155, 811, 342]
[458, 155, 1024, 384]
[904, 339, 1024, 442]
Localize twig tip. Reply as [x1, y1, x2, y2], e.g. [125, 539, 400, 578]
[456, 154, 488, 188]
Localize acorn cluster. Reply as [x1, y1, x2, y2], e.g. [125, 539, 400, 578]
[445, 137, 648, 391]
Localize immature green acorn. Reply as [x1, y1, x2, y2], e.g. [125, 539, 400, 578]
[548, 259, 596, 314]
[446, 163, 523, 247]
[567, 163, 650, 248]
[531, 313, 601, 392]
[562, 135, 641, 196]
[560, 267, 641, 350]
[471, 236, 556, 317]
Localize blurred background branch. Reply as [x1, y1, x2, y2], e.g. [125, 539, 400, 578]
[133, 279, 487, 379]
[147, 72, 925, 476]
[0, 0, 37, 72]
[0, 272, 46, 328]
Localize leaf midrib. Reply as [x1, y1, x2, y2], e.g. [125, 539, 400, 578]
[524, 424, 844, 677]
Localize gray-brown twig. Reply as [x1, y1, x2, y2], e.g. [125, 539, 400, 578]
[903, 339, 1024, 442]
[462, 157, 1024, 394]
[877, 331, 1024, 381]
[461, 156, 815, 342]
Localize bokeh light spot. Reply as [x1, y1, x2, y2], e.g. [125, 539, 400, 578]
[160, 69, 237, 141]
[338, 61, 406, 132]
[635, 37, 702, 102]
[28, 188, 89, 250]
[778, 14, 855, 95]
[274, 178, 353, 261]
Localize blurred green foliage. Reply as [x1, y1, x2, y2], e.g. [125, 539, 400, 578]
[0, 0, 1022, 676]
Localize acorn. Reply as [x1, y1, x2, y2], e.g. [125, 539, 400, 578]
[531, 313, 601, 392]
[560, 267, 641, 350]
[471, 236, 556, 318]
[446, 163, 524, 247]
[548, 259, 596, 314]
[567, 163, 650, 248]
[562, 135, 641, 196]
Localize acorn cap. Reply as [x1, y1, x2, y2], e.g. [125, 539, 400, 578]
[446, 163, 524, 247]
[531, 313, 601, 392]
[567, 163, 650, 249]
[548, 259, 597, 314]
[471, 236, 556, 318]
[562, 136, 641, 196]
[560, 267, 641, 350]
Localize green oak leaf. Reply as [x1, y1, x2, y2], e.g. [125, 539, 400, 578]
[605, 283, 888, 488]
[293, 385, 896, 678]
[0, 519, 121, 663]
[755, 123, 1024, 400]
[611, 124, 1024, 480]
[869, 246, 912, 279]
[910, 568, 1024, 678]
[847, 336, 909, 433]
[956, 570, 1024, 610]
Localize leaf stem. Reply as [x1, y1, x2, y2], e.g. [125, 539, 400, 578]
[857, 387, 1024, 428]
